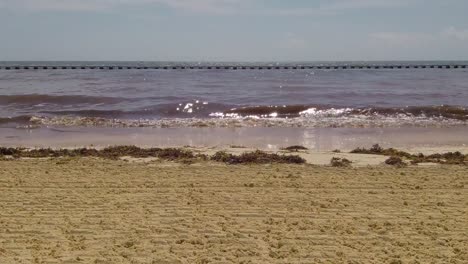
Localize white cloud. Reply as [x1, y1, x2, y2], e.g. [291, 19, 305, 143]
[442, 26, 468, 41]
[0, 0, 415, 14]
[324, 0, 412, 10]
[281, 33, 307, 49]
[365, 27, 468, 60]
[0, 0, 247, 13]
[370, 32, 433, 45]
[370, 27, 468, 46]
[0, 0, 103, 11]
[144, 0, 247, 14]
[242, 0, 414, 16]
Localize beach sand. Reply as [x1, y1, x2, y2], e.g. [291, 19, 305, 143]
[0, 157, 466, 263]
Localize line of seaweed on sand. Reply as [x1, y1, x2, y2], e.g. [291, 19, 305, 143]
[350, 144, 468, 166]
[1, 144, 467, 166]
[0, 146, 306, 164]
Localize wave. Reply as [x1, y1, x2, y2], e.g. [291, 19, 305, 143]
[2, 94, 467, 121]
[1, 104, 467, 128]
[40, 110, 128, 118]
[0, 115, 34, 125]
[351, 106, 468, 121]
[210, 105, 468, 120]
[0, 94, 129, 105]
[23, 114, 468, 128]
[39, 101, 230, 118]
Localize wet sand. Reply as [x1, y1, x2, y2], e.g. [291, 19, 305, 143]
[0, 158, 466, 263]
[2, 126, 468, 152]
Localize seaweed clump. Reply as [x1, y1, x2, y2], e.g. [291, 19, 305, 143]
[211, 150, 306, 164]
[0, 147, 22, 156]
[385, 157, 407, 167]
[351, 144, 412, 159]
[282, 145, 308, 152]
[410, 151, 467, 165]
[0, 146, 197, 161]
[330, 157, 352, 167]
[0, 146, 304, 164]
[351, 144, 468, 165]
[97, 146, 196, 160]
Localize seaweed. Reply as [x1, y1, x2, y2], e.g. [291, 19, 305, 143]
[0, 146, 305, 164]
[330, 157, 352, 167]
[413, 151, 466, 165]
[211, 150, 306, 164]
[281, 145, 308, 152]
[0, 146, 186, 160]
[1, 144, 466, 166]
[0, 147, 22, 156]
[385, 157, 407, 167]
[351, 144, 412, 158]
[98, 146, 161, 159]
[210, 151, 233, 163]
[155, 148, 195, 160]
[229, 145, 247, 149]
[351, 144, 467, 165]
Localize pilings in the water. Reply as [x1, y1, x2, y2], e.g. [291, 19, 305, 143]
[0, 64, 467, 70]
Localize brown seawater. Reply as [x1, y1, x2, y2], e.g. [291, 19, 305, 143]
[1, 61, 468, 128]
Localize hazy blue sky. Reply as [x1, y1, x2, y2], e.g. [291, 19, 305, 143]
[1, 0, 468, 61]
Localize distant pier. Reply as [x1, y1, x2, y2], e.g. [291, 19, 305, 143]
[0, 64, 466, 71]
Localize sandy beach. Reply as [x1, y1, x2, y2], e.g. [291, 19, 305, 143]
[0, 156, 466, 263]
[2, 1, 468, 263]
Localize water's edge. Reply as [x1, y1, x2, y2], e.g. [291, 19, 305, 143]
[1, 126, 467, 152]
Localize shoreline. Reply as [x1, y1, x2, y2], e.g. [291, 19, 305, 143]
[1, 126, 468, 153]
[1, 144, 467, 167]
[3, 114, 468, 129]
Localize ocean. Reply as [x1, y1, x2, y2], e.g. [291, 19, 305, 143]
[1, 61, 468, 129]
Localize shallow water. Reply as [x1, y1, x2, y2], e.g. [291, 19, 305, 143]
[2, 126, 468, 152]
[1, 61, 468, 128]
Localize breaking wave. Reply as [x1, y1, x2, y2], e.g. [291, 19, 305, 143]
[209, 105, 468, 121]
[1, 104, 467, 129]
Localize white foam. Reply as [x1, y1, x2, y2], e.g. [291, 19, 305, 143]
[299, 108, 352, 117]
[209, 112, 224, 117]
[209, 112, 241, 118]
[31, 114, 468, 129]
[182, 103, 194, 113]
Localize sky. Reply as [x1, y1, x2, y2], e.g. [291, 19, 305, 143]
[0, 0, 468, 61]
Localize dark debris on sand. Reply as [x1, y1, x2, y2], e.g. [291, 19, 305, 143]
[0, 146, 304, 165]
[330, 157, 352, 167]
[0, 147, 23, 156]
[281, 145, 309, 152]
[0, 146, 200, 161]
[211, 150, 306, 164]
[1, 144, 466, 166]
[351, 144, 468, 165]
[385, 157, 408, 167]
[351, 144, 413, 158]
